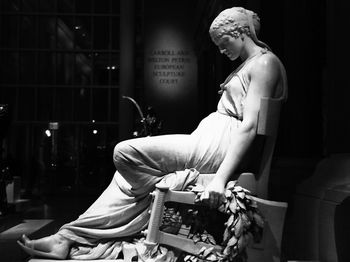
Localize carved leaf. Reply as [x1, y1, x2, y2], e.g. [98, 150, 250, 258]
[217, 204, 226, 213]
[226, 180, 237, 190]
[198, 246, 207, 255]
[184, 254, 198, 262]
[225, 213, 235, 228]
[205, 254, 218, 261]
[234, 215, 243, 237]
[233, 185, 243, 192]
[225, 189, 233, 199]
[249, 199, 258, 208]
[207, 234, 216, 245]
[229, 198, 237, 213]
[237, 234, 248, 251]
[202, 247, 214, 258]
[241, 213, 251, 227]
[237, 191, 246, 199]
[192, 234, 200, 243]
[223, 245, 232, 256]
[253, 213, 264, 228]
[223, 227, 230, 242]
[227, 236, 238, 247]
[236, 199, 246, 210]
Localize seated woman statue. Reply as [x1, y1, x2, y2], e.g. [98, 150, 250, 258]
[17, 6, 287, 260]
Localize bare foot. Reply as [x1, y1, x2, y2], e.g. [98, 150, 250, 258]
[18, 233, 73, 259]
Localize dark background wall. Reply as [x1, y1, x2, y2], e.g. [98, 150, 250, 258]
[0, 0, 346, 194]
[143, 0, 198, 134]
[0, 0, 349, 261]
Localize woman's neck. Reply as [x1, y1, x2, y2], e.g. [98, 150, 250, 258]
[240, 38, 264, 61]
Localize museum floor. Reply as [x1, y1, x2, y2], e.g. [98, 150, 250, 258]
[0, 193, 97, 262]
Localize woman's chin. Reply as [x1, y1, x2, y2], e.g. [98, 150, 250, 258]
[225, 53, 238, 61]
[228, 55, 237, 61]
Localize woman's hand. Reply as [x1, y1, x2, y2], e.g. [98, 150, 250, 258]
[199, 177, 226, 209]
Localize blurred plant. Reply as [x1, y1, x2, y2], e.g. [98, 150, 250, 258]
[122, 96, 162, 137]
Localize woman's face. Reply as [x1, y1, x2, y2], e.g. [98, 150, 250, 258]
[214, 34, 242, 61]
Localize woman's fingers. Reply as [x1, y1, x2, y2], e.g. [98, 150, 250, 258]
[200, 191, 224, 209]
[199, 191, 210, 206]
[211, 193, 225, 209]
[200, 191, 210, 201]
[209, 195, 218, 209]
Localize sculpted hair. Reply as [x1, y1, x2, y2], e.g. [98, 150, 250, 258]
[209, 7, 261, 43]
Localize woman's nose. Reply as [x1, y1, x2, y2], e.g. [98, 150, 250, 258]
[220, 48, 226, 54]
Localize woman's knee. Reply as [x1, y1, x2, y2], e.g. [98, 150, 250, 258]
[113, 141, 129, 161]
[113, 140, 137, 168]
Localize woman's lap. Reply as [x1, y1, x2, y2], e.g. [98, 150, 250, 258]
[113, 134, 195, 193]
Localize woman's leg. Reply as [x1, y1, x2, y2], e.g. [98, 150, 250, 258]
[112, 135, 194, 195]
[18, 234, 73, 259]
[18, 134, 195, 258]
[59, 135, 195, 242]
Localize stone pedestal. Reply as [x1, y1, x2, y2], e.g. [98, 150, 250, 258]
[290, 155, 350, 262]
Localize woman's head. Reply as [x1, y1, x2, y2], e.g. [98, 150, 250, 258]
[209, 7, 264, 49]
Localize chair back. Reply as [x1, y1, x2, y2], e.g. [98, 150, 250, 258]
[247, 196, 288, 262]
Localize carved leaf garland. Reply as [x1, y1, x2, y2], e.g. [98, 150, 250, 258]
[188, 180, 264, 262]
[160, 180, 264, 262]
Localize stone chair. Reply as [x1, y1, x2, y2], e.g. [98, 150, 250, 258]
[145, 186, 288, 262]
[144, 97, 288, 262]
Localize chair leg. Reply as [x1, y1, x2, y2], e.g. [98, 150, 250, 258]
[145, 185, 169, 245]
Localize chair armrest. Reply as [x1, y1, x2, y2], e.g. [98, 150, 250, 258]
[164, 190, 197, 204]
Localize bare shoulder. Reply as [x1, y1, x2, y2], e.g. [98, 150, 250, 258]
[254, 52, 280, 73]
[249, 52, 281, 82]
[246, 52, 282, 98]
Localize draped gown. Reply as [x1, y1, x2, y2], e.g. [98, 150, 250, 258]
[58, 50, 287, 258]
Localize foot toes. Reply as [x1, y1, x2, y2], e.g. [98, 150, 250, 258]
[21, 234, 33, 248]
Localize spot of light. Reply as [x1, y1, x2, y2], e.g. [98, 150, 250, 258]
[75, 25, 81, 30]
[106, 65, 117, 70]
[92, 119, 95, 123]
[45, 130, 51, 137]
[93, 129, 98, 134]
